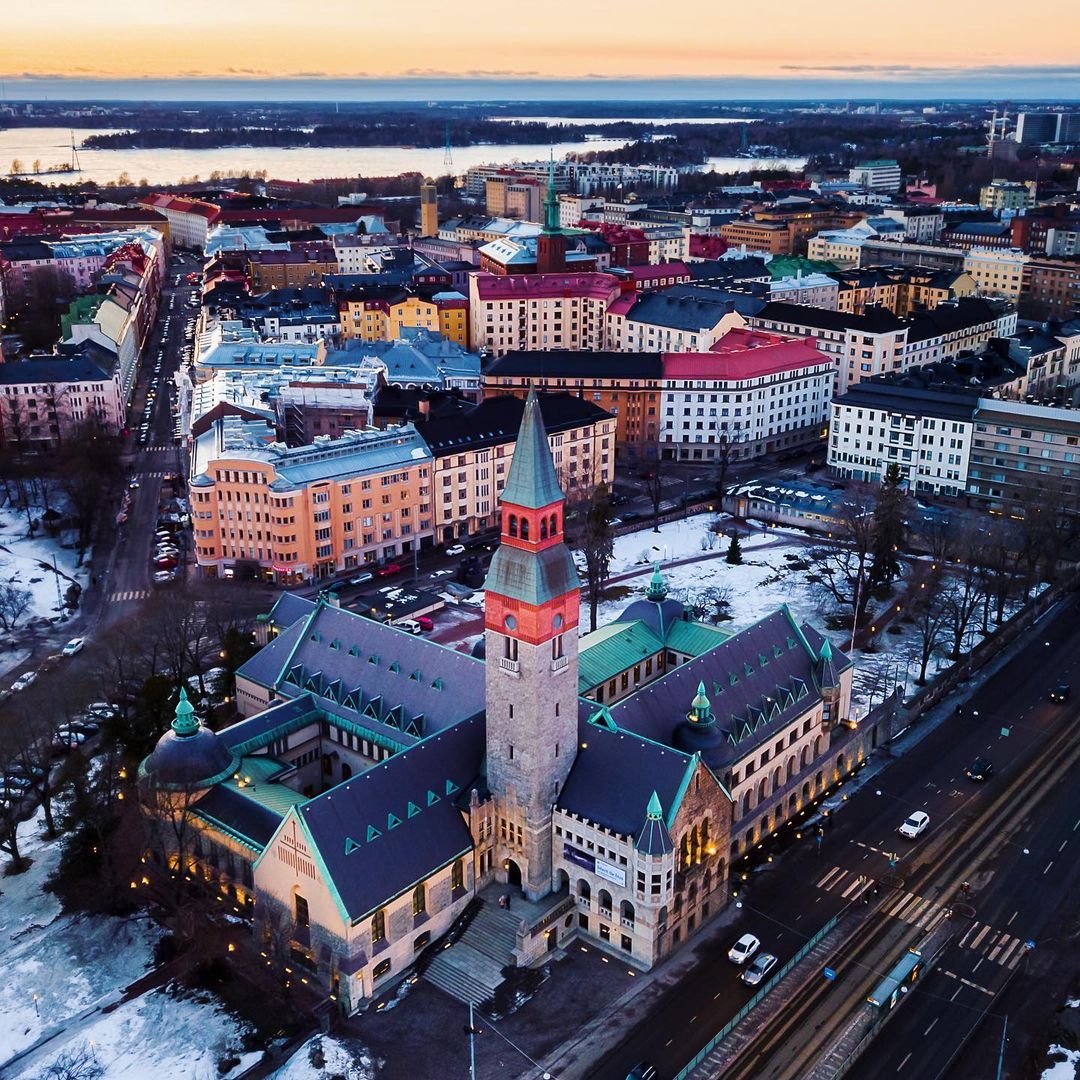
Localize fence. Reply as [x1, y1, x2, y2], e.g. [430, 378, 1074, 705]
[672, 914, 839, 1080]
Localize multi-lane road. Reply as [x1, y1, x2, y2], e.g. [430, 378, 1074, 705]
[591, 595, 1080, 1080]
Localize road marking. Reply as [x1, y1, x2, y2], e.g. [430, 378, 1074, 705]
[1044, 861, 1054, 875]
[841, 877, 866, 899]
[916, 903, 941, 929]
[1059, 840, 1068, 853]
[989, 937, 1008, 962]
[888, 893, 914, 917]
[817, 867, 844, 889]
[1007, 911, 1019, 926]
[906, 898, 932, 924]
[108, 590, 151, 603]
[998, 940, 1023, 968]
[665, 1039, 674, 1047]
[969, 925, 992, 950]
[690, 1015, 697, 1024]
[714, 992, 722, 1000]
[897, 1052, 912, 1071]
[924, 1019, 938, 1036]
[958, 925, 978, 948]
[1073, 819, 1080, 832]
[973, 959, 983, 973]
[950, 987, 962, 1001]
[925, 909, 948, 933]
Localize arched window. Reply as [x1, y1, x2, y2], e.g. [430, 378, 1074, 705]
[758, 778, 768, 802]
[550, 513, 558, 536]
[742, 791, 752, 816]
[539, 517, 548, 540]
[620, 899, 635, 924]
[598, 888, 613, 912]
[658, 905, 669, 927]
[412, 882, 426, 916]
[371, 908, 385, 943]
[520, 517, 530, 540]
[451, 859, 464, 891]
[786, 758, 795, 781]
[577, 878, 591, 901]
[508, 514, 518, 538]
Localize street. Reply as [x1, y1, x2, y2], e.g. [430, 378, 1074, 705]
[590, 596, 1080, 1080]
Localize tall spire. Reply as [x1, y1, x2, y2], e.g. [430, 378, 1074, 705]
[543, 150, 561, 234]
[171, 686, 199, 738]
[500, 387, 564, 510]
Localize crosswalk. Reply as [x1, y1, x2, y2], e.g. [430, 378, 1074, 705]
[135, 470, 169, 478]
[143, 445, 179, 453]
[815, 865, 1025, 969]
[108, 589, 151, 603]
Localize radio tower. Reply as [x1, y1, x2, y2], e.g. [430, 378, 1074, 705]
[443, 122, 453, 171]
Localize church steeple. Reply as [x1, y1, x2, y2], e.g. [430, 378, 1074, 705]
[535, 153, 567, 275]
[543, 152, 562, 235]
[483, 386, 581, 901]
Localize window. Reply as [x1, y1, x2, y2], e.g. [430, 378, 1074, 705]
[294, 893, 309, 929]
[452, 859, 464, 891]
[373, 958, 392, 980]
[412, 882, 427, 917]
[371, 909, 385, 943]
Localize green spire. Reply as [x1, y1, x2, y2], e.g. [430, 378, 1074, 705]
[646, 790, 663, 820]
[689, 680, 713, 725]
[172, 687, 199, 738]
[820, 638, 833, 662]
[500, 387, 564, 510]
[647, 563, 668, 602]
[543, 151, 561, 234]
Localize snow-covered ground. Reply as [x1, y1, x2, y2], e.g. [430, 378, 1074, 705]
[0, 499, 88, 628]
[269, 1035, 377, 1080]
[1042, 1045, 1080, 1080]
[0, 810, 256, 1079]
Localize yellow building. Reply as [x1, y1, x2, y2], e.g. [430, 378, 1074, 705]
[420, 180, 439, 238]
[338, 285, 469, 348]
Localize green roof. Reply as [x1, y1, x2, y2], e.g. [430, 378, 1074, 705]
[666, 620, 733, 657]
[499, 386, 565, 510]
[578, 620, 664, 691]
[221, 755, 310, 817]
[484, 542, 578, 607]
[767, 255, 838, 279]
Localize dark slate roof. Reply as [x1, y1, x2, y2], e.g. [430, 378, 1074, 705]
[687, 257, 769, 282]
[193, 784, 283, 849]
[0, 352, 114, 386]
[626, 288, 746, 331]
[557, 707, 696, 838]
[236, 601, 484, 743]
[907, 298, 1002, 343]
[609, 607, 851, 771]
[636, 811, 675, 856]
[417, 393, 613, 457]
[297, 713, 484, 920]
[616, 596, 688, 642]
[832, 380, 981, 422]
[143, 725, 237, 788]
[754, 301, 905, 335]
[219, 693, 322, 752]
[485, 350, 663, 380]
[266, 591, 317, 631]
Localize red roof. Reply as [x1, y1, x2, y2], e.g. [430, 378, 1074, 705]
[472, 271, 620, 303]
[664, 331, 828, 380]
[626, 262, 691, 284]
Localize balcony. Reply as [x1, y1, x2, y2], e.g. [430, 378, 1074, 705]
[551, 655, 569, 674]
[499, 657, 520, 676]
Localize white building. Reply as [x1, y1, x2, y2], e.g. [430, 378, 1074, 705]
[848, 160, 902, 193]
[659, 329, 833, 461]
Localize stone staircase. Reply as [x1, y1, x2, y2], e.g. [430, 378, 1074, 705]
[423, 900, 522, 1006]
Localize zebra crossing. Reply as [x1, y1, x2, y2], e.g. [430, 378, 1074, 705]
[815, 865, 1025, 969]
[108, 589, 151, 603]
[143, 444, 179, 453]
[135, 470, 169, 478]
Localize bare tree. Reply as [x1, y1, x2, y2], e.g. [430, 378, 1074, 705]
[567, 482, 615, 633]
[911, 570, 950, 684]
[641, 460, 667, 533]
[943, 546, 986, 659]
[0, 582, 33, 631]
[712, 432, 742, 505]
[141, 772, 203, 906]
[35, 1042, 104, 1080]
[801, 487, 877, 628]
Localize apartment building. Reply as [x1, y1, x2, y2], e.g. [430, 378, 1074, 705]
[962, 248, 1029, 303]
[481, 350, 663, 459]
[190, 419, 433, 583]
[468, 272, 620, 357]
[831, 267, 977, 317]
[418, 393, 615, 541]
[338, 284, 469, 348]
[848, 160, 902, 192]
[247, 245, 339, 291]
[1021, 257, 1080, 320]
[979, 180, 1038, 213]
[880, 206, 944, 244]
[138, 193, 220, 251]
[606, 287, 749, 353]
[659, 329, 832, 462]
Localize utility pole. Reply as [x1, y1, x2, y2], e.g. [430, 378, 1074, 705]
[467, 1002, 477, 1080]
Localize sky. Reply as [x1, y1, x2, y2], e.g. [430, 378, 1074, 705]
[1, 0, 1078, 99]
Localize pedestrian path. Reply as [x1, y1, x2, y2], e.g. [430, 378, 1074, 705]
[815, 867, 1024, 968]
[108, 589, 151, 603]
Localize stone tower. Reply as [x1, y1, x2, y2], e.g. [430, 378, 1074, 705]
[484, 388, 580, 899]
[535, 155, 567, 276]
[420, 179, 438, 238]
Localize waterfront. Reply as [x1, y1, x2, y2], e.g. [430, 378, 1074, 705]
[0, 127, 633, 186]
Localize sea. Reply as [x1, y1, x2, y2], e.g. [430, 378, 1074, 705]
[0, 127, 806, 187]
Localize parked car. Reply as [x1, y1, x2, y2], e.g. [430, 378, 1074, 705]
[965, 757, 993, 782]
[154, 557, 178, 570]
[376, 562, 403, 577]
[8, 763, 45, 781]
[741, 952, 778, 987]
[153, 570, 177, 586]
[349, 572, 374, 586]
[899, 810, 930, 839]
[61, 637, 86, 656]
[445, 544, 466, 557]
[625, 1064, 658, 1080]
[1049, 683, 1071, 703]
[416, 616, 434, 632]
[397, 619, 423, 635]
[728, 933, 761, 965]
[86, 703, 117, 720]
[11, 671, 38, 692]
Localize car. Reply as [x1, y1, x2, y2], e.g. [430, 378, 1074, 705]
[65, 719, 100, 736]
[11, 671, 38, 692]
[416, 616, 434, 632]
[154, 557, 178, 570]
[156, 545, 180, 556]
[376, 562, 403, 577]
[461, 593, 485, 608]
[899, 810, 930, 839]
[397, 619, 423, 635]
[728, 933, 761, 965]
[3, 774, 32, 791]
[625, 1064, 659, 1080]
[430, 568, 454, 578]
[349, 572, 374, 586]
[323, 580, 346, 593]
[86, 703, 116, 720]
[1050, 683, 1071, 703]
[965, 757, 994, 782]
[8, 763, 45, 781]
[445, 544, 466, 557]
[741, 952, 778, 987]
[153, 570, 177, 586]
[62, 637, 86, 656]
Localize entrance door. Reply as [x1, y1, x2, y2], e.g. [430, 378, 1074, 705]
[547, 926, 558, 952]
[506, 859, 522, 888]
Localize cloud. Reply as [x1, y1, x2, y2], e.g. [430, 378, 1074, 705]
[779, 62, 1080, 79]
